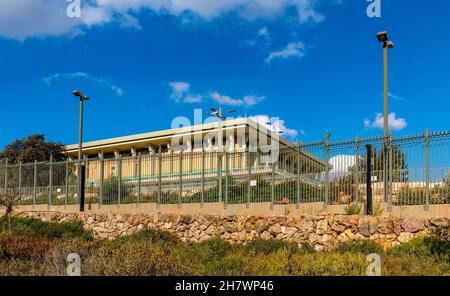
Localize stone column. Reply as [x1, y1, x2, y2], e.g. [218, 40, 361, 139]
[186, 139, 192, 173]
[148, 145, 155, 178]
[227, 134, 235, 171]
[207, 137, 213, 171]
[114, 150, 120, 177]
[168, 143, 173, 175]
[131, 147, 137, 179]
[240, 135, 247, 170]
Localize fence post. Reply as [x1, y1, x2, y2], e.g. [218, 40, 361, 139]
[65, 159, 69, 209]
[366, 144, 373, 215]
[224, 151, 229, 209]
[18, 161, 22, 204]
[270, 159, 275, 211]
[247, 150, 251, 208]
[99, 156, 104, 209]
[388, 130, 393, 213]
[157, 146, 162, 208]
[117, 155, 122, 208]
[425, 128, 430, 211]
[137, 153, 142, 208]
[33, 160, 37, 208]
[218, 150, 223, 203]
[201, 147, 205, 207]
[324, 131, 330, 210]
[296, 148, 300, 209]
[355, 136, 360, 204]
[48, 155, 53, 209]
[178, 151, 183, 208]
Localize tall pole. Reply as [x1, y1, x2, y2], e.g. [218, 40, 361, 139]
[383, 45, 389, 204]
[218, 107, 223, 203]
[78, 98, 85, 212]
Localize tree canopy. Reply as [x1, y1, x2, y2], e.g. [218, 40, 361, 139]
[0, 134, 66, 164]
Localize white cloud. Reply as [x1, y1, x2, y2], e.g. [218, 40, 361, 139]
[168, 82, 263, 107]
[210, 92, 264, 107]
[43, 72, 125, 96]
[0, 0, 324, 40]
[387, 92, 406, 101]
[265, 41, 306, 63]
[169, 81, 191, 102]
[250, 114, 299, 138]
[364, 112, 408, 131]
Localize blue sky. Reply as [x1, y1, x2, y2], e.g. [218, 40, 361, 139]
[0, 0, 449, 149]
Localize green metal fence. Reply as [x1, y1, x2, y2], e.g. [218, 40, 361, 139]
[0, 130, 448, 212]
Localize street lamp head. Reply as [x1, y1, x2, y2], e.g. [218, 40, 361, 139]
[72, 90, 90, 100]
[385, 40, 394, 49]
[377, 31, 389, 43]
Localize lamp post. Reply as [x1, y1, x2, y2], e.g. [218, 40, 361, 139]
[205, 107, 235, 202]
[72, 90, 90, 212]
[377, 31, 394, 203]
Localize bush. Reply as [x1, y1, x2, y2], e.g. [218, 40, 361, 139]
[344, 203, 361, 215]
[0, 217, 92, 240]
[334, 241, 385, 255]
[116, 228, 180, 246]
[83, 240, 194, 276]
[246, 238, 299, 255]
[387, 237, 450, 263]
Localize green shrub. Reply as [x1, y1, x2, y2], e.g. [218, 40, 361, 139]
[246, 238, 299, 255]
[83, 240, 194, 276]
[116, 228, 180, 246]
[334, 240, 384, 255]
[0, 217, 92, 240]
[344, 203, 361, 215]
[387, 237, 450, 263]
[289, 253, 368, 276]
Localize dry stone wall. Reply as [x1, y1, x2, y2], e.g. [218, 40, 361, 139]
[19, 212, 449, 251]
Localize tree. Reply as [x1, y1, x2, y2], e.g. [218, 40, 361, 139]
[0, 135, 68, 189]
[0, 134, 66, 164]
[346, 144, 408, 182]
[0, 187, 21, 232]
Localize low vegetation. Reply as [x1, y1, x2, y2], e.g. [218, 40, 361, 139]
[0, 217, 448, 276]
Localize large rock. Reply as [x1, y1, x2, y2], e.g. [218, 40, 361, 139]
[358, 216, 379, 237]
[255, 219, 268, 233]
[316, 219, 328, 235]
[401, 218, 425, 233]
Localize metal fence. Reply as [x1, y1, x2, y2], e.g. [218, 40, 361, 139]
[0, 130, 449, 212]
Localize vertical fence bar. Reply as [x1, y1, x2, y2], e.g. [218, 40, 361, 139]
[324, 131, 330, 210]
[48, 155, 53, 209]
[296, 148, 300, 209]
[366, 144, 373, 215]
[355, 136, 360, 204]
[178, 151, 182, 208]
[224, 151, 229, 209]
[33, 160, 37, 208]
[388, 130, 393, 212]
[117, 155, 122, 208]
[137, 153, 142, 207]
[425, 128, 430, 211]
[218, 150, 222, 203]
[247, 151, 251, 208]
[270, 159, 275, 210]
[157, 146, 162, 208]
[18, 161, 22, 203]
[99, 157, 104, 209]
[65, 159, 69, 209]
[201, 147, 205, 207]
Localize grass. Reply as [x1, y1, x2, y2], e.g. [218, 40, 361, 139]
[0, 217, 448, 276]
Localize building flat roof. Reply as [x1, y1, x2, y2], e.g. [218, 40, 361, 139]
[65, 118, 294, 155]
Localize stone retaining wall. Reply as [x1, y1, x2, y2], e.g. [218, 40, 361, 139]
[19, 211, 450, 251]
